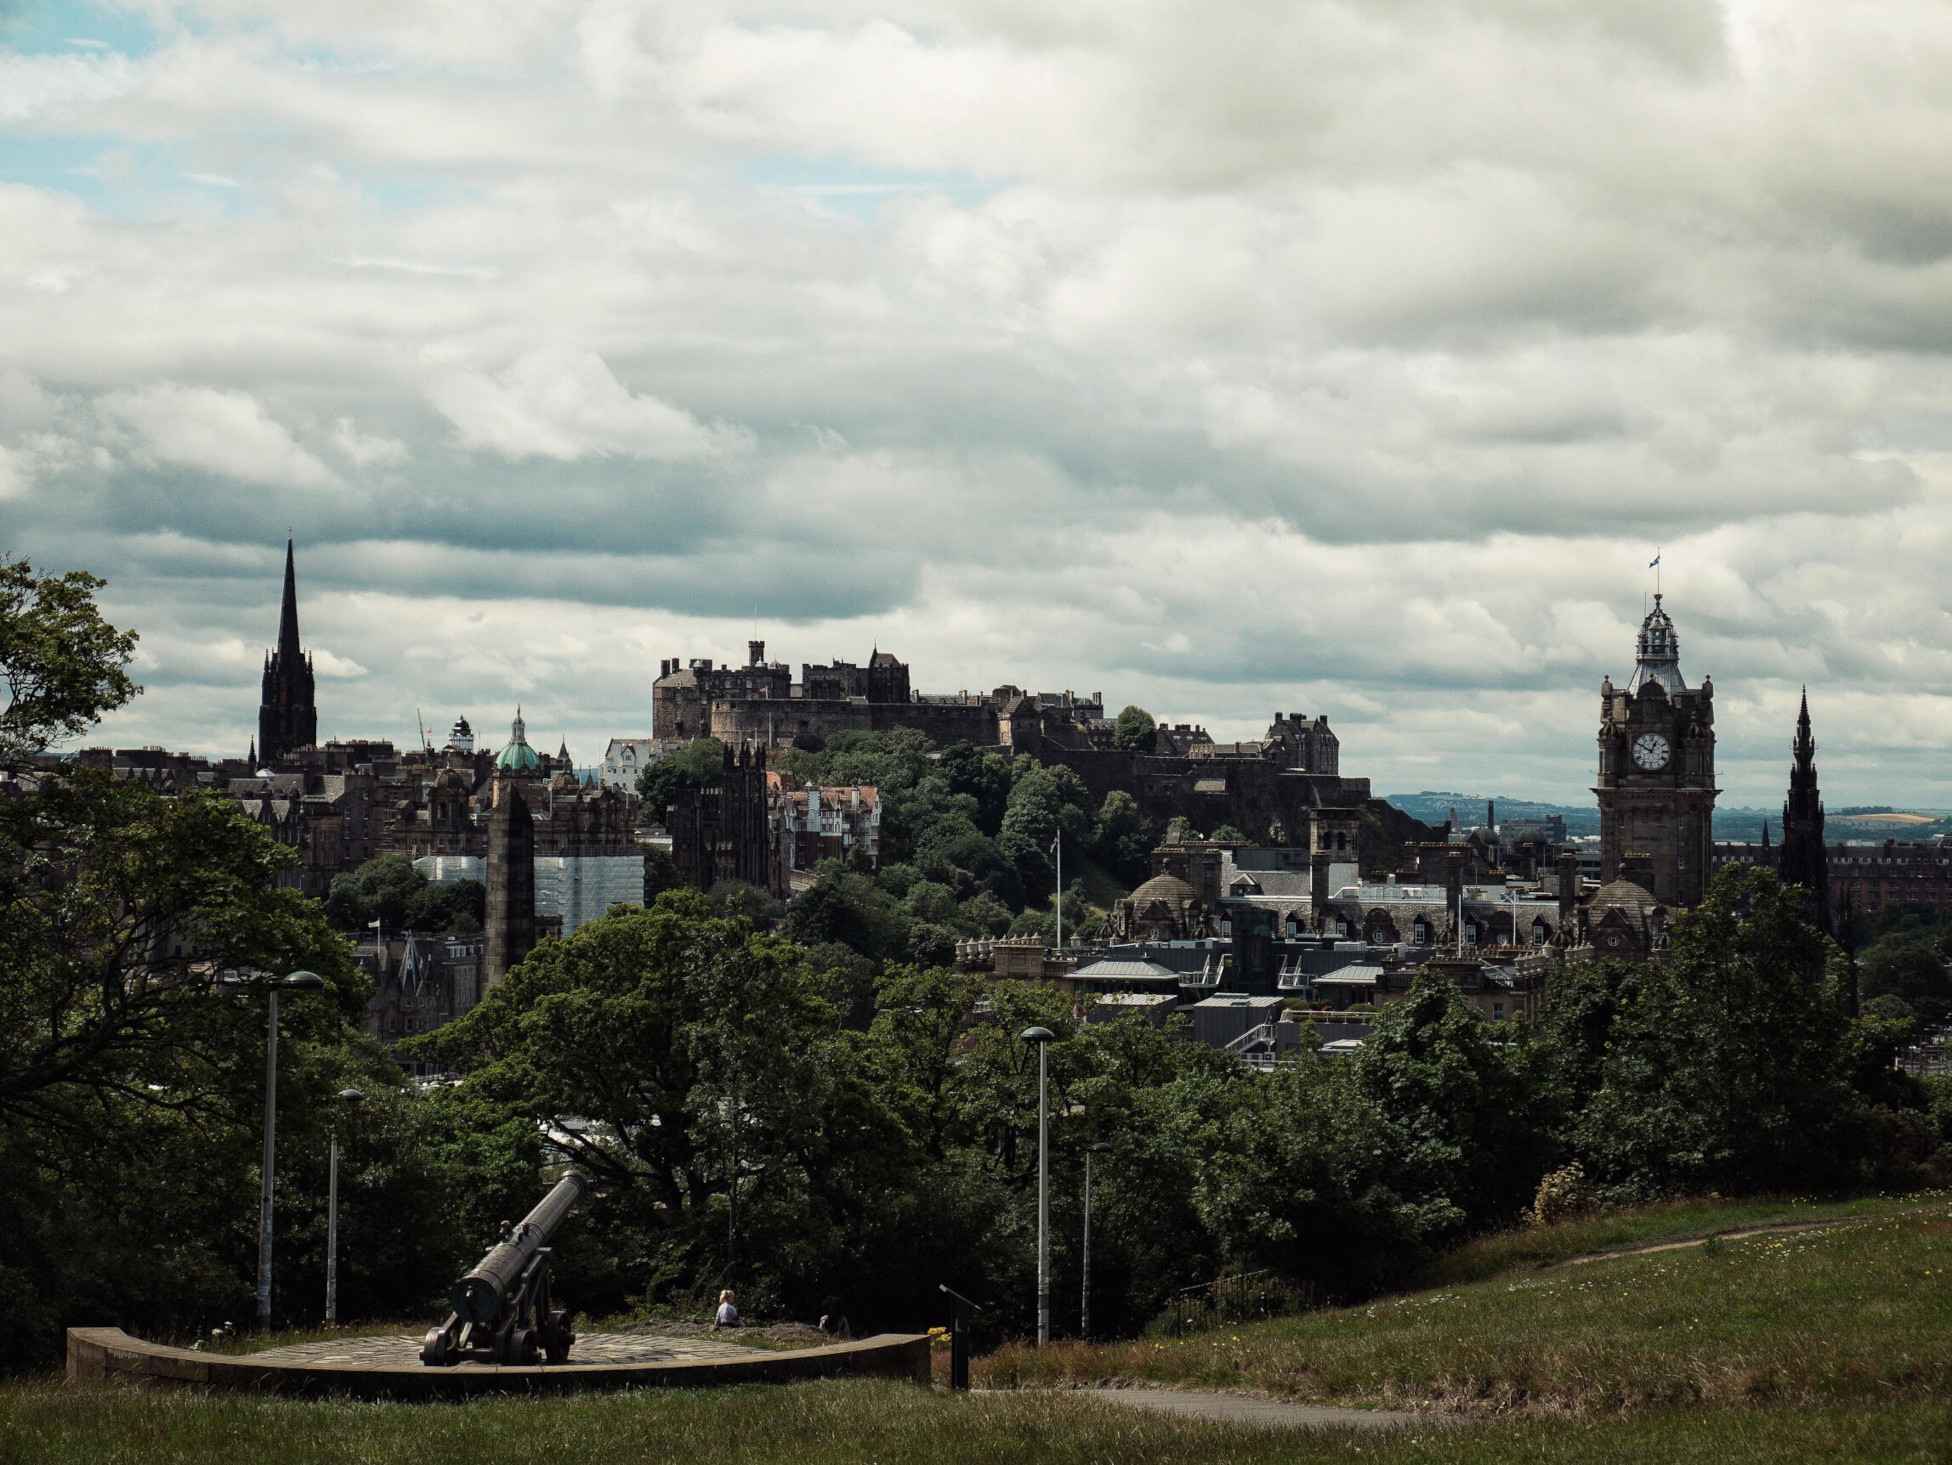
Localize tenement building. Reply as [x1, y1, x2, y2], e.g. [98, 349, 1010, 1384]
[1594, 595, 1718, 908]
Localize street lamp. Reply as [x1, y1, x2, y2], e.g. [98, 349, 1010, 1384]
[326, 1087, 365, 1325]
[1019, 1025, 1055, 1346]
[1082, 1141, 1111, 1341]
[218, 968, 325, 1332]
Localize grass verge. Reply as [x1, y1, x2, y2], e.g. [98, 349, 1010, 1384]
[3, 1378, 1950, 1465]
[1418, 1189, 1948, 1286]
[980, 1202, 1952, 1413]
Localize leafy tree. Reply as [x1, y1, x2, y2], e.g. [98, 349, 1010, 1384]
[325, 855, 482, 933]
[1112, 705, 1156, 753]
[635, 737, 727, 818]
[412, 893, 913, 1317]
[937, 741, 1012, 836]
[707, 878, 783, 927]
[1165, 816, 1201, 842]
[1577, 867, 1856, 1195]
[999, 758, 1094, 896]
[1861, 932, 1952, 1024]
[1350, 973, 1558, 1238]
[642, 842, 683, 900]
[782, 863, 908, 962]
[1209, 824, 1251, 843]
[1092, 790, 1157, 885]
[0, 557, 139, 768]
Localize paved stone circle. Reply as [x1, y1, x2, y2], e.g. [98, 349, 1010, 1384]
[250, 1332, 771, 1369]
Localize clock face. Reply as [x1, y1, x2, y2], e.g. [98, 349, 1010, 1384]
[1631, 732, 1671, 771]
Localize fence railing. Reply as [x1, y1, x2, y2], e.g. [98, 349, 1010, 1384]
[1165, 1270, 1318, 1335]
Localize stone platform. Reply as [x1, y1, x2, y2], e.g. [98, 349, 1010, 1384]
[67, 1326, 930, 1400]
[249, 1331, 764, 1369]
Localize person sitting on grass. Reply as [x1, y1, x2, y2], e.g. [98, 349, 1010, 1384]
[714, 1290, 740, 1328]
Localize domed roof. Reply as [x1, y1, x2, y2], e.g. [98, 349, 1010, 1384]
[433, 767, 467, 791]
[1131, 872, 1199, 906]
[494, 708, 543, 773]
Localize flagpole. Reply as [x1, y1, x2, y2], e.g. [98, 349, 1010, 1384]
[1054, 829, 1063, 953]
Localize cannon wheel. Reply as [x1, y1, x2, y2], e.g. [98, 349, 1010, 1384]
[544, 1310, 574, 1366]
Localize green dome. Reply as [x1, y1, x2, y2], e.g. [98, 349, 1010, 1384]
[495, 709, 542, 772]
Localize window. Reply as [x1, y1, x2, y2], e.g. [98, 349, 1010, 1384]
[1532, 921, 1547, 946]
[1466, 922, 1479, 946]
[1492, 1002, 1505, 1022]
[1413, 919, 1429, 945]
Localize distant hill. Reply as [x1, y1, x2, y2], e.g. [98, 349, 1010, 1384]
[1386, 792, 1951, 845]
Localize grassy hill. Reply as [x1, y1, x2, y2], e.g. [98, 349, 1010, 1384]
[982, 1193, 1952, 1412]
[6, 1194, 1948, 1464]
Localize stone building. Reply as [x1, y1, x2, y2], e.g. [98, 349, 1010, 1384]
[767, 774, 881, 874]
[1594, 595, 1719, 908]
[358, 932, 486, 1064]
[670, 741, 779, 896]
[257, 539, 318, 765]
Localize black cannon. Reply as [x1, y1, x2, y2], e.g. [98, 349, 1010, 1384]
[421, 1170, 589, 1366]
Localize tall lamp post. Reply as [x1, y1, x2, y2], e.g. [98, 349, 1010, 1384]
[326, 1087, 365, 1325]
[1019, 1025, 1055, 1346]
[219, 968, 325, 1332]
[1081, 1140, 1111, 1340]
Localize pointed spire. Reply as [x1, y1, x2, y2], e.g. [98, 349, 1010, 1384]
[248, 737, 257, 765]
[276, 538, 302, 659]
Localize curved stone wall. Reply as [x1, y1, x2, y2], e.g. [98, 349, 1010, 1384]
[67, 1327, 931, 1400]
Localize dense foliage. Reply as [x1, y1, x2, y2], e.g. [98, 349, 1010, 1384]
[325, 854, 485, 934]
[0, 563, 456, 1370]
[759, 731, 1156, 971]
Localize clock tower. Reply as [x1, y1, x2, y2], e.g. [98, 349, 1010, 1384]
[1594, 595, 1718, 907]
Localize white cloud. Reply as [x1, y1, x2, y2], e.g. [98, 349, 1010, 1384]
[311, 648, 369, 678]
[0, 52, 139, 123]
[99, 385, 342, 491]
[7, 0, 1952, 807]
[428, 346, 752, 462]
[330, 416, 410, 467]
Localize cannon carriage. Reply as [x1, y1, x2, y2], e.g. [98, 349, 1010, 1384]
[421, 1170, 589, 1367]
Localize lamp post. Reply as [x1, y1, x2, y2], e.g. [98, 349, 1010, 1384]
[1082, 1140, 1111, 1340]
[326, 1087, 365, 1325]
[220, 969, 325, 1332]
[1019, 1025, 1055, 1346]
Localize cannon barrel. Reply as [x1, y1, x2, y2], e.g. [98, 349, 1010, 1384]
[452, 1171, 589, 1324]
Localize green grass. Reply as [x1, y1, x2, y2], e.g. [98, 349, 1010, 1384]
[980, 1201, 1952, 1412]
[4, 1379, 1951, 1465]
[1418, 1189, 1949, 1287]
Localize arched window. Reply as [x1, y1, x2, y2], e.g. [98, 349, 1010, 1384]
[1532, 920, 1548, 946]
[1413, 919, 1429, 945]
[1465, 922, 1479, 946]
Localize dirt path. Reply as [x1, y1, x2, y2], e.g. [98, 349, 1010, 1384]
[1078, 1389, 1453, 1431]
[1540, 1211, 1907, 1270]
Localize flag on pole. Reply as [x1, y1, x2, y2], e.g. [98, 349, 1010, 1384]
[367, 920, 381, 929]
[1648, 553, 1660, 568]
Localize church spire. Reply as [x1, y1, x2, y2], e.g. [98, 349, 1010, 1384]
[257, 538, 318, 765]
[277, 537, 302, 661]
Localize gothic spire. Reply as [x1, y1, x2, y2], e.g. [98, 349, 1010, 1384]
[277, 537, 302, 660]
[1794, 685, 1815, 762]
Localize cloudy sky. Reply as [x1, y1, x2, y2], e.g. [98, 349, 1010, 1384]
[4, 0, 1950, 808]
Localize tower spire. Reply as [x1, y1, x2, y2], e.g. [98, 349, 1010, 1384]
[277, 537, 302, 659]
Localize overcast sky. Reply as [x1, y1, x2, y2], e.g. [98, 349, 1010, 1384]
[4, 0, 1950, 808]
